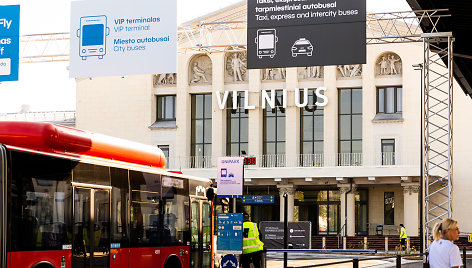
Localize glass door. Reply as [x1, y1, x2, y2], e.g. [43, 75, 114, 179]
[190, 198, 212, 268]
[73, 187, 110, 268]
[190, 199, 200, 268]
[202, 201, 212, 268]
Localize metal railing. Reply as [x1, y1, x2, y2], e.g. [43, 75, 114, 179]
[367, 223, 402, 236]
[0, 111, 76, 124]
[169, 153, 417, 169]
[336, 153, 363, 167]
[261, 154, 287, 168]
[298, 154, 324, 167]
[263, 248, 469, 268]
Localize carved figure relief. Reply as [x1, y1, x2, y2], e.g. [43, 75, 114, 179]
[337, 64, 362, 77]
[225, 52, 247, 82]
[262, 68, 286, 81]
[154, 73, 176, 86]
[189, 55, 212, 84]
[299, 66, 323, 79]
[376, 53, 402, 75]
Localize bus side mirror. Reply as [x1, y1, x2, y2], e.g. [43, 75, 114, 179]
[206, 187, 215, 201]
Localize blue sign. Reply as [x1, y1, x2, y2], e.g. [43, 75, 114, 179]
[242, 195, 275, 204]
[0, 5, 19, 82]
[221, 254, 238, 268]
[217, 213, 243, 254]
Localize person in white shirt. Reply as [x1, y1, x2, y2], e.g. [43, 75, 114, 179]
[428, 218, 463, 268]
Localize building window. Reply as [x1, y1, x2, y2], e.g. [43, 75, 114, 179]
[377, 87, 402, 114]
[300, 89, 324, 167]
[227, 92, 248, 156]
[384, 192, 395, 225]
[158, 145, 170, 168]
[263, 91, 285, 167]
[157, 95, 176, 120]
[338, 88, 362, 166]
[381, 139, 395, 165]
[355, 189, 368, 235]
[191, 94, 212, 167]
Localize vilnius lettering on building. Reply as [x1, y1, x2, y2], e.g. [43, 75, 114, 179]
[216, 87, 328, 110]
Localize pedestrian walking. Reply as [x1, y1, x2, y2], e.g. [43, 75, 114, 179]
[428, 218, 462, 268]
[241, 212, 264, 268]
[399, 224, 408, 250]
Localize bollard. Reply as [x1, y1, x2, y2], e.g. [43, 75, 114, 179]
[396, 255, 401, 268]
[406, 238, 410, 251]
[463, 247, 467, 268]
[423, 252, 429, 268]
[353, 258, 359, 268]
[343, 237, 347, 250]
[322, 237, 326, 249]
[364, 237, 368, 250]
[385, 237, 389, 253]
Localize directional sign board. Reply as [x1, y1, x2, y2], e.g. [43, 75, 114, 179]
[217, 213, 243, 254]
[70, 0, 176, 78]
[260, 221, 312, 249]
[217, 157, 244, 198]
[0, 5, 20, 82]
[247, 0, 366, 69]
[242, 195, 274, 204]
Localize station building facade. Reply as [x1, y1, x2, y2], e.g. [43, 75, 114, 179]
[75, 2, 472, 237]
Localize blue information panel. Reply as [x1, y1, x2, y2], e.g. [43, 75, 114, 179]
[242, 195, 274, 204]
[0, 5, 20, 82]
[217, 213, 243, 254]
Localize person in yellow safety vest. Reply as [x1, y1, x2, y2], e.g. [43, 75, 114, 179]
[241, 212, 264, 268]
[399, 224, 408, 250]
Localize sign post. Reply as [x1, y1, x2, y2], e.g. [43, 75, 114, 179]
[0, 5, 20, 82]
[247, 0, 366, 69]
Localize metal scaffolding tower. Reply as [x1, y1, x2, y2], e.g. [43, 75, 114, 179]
[19, 9, 455, 251]
[422, 32, 454, 250]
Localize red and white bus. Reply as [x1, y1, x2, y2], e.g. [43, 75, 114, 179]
[0, 122, 213, 268]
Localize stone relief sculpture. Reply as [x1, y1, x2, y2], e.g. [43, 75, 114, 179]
[226, 52, 247, 82]
[388, 55, 401, 75]
[377, 53, 402, 75]
[188, 55, 212, 84]
[262, 68, 286, 81]
[300, 66, 323, 79]
[154, 73, 176, 86]
[337, 64, 362, 77]
[191, 62, 208, 83]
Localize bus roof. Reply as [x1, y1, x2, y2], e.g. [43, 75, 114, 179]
[0, 121, 167, 169]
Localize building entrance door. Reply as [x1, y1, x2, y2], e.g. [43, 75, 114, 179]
[72, 185, 110, 268]
[317, 204, 339, 235]
[296, 203, 340, 235]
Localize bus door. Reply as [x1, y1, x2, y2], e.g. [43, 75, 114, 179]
[72, 184, 111, 268]
[190, 197, 212, 268]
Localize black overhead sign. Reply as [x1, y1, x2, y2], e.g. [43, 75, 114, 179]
[247, 0, 366, 69]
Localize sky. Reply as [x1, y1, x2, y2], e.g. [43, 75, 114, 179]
[0, 0, 412, 114]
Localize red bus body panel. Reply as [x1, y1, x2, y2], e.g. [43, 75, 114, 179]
[129, 247, 162, 267]
[110, 248, 129, 268]
[0, 121, 166, 168]
[9, 250, 71, 268]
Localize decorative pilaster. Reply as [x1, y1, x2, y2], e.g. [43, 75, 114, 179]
[279, 186, 296, 222]
[338, 184, 357, 236]
[402, 183, 420, 236]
